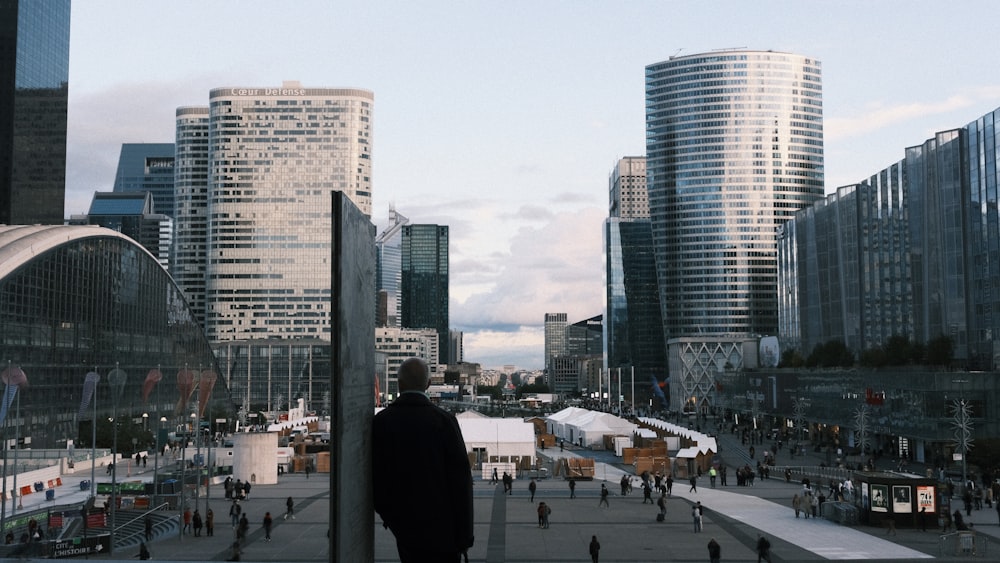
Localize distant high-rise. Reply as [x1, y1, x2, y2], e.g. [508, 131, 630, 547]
[400, 224, 449, 365]
[646, 51, 824, 339]
[69, 191, 173, 269]
[605, 158, 666, 389]
[375, 206, 409, 327]
[172, 82, 374, 341]
[113, 143, 176, 216]
[543, 313, 568, 379]
[0, 0, 71, 225]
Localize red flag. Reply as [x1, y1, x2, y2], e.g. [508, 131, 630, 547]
[197, 370, 217, 418]
[175, 368, 195, 414]
[142, 368, 162, 403]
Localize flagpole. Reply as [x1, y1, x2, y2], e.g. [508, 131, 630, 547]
[1, 360, 9, 536]
[91, 367, 98, 501]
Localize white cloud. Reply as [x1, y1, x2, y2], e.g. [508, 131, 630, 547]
[825, 87, 1000, 142]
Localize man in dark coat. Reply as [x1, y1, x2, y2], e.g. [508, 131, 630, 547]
[373, 358, 474, 563]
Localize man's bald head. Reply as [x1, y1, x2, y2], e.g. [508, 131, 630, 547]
[397, 357, 430, 393]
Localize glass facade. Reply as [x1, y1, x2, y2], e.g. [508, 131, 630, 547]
[214, 339, 330, 418]
[172, 107, 210, 328]
[375, 207, 408, 327]
[0, 0, 70, 225]
[400, 224, 449, 365]
[0, 225, 231, 450]
[112, 143, 176, 217]
[780, 107, 1000, 368]
[605, 156, 666, 395]
[645, 51, 824, 339]
[202, 85, 373, 342]
[543, 313, 567, 376]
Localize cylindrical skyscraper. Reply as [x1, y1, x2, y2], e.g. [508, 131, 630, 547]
[646, 50, 824, 339]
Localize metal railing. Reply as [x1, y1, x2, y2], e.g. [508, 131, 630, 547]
[113, 502, 171, 547]
[939, 530, 990, 557]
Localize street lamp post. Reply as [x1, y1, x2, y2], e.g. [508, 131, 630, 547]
[154, 417, 166, 507]
[191, 412, 199, 518]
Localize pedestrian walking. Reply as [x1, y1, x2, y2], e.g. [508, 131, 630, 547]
[692, 501, 703, 532]
[689, 475, 698, 493]
[756, 534, 772, 563]
[657, 493, 667, 518]
[229, 500, 241, 528]
[237, 514, 249, 545]
[589, 535, 601, 563]
[182, 507, 192, 534]
[192, 509, 203, 537]
[599, 484, 609, 507]
[304, 464, 310, 479]
[285, 496, 295, 520]
[666, 475, 673, 496]
[569, 479, 576, 498]
[263, 512, 273, 542]
[536, 502, 551, 528]
[206, 508, 215, 536]
[792, 493, 801, 518]
[243, 480, 251, 501]
[707, 537, 721, 563]
[144, 515, 153, 541]
[529, 478, 537, 502]
[643, 482, 653, 504]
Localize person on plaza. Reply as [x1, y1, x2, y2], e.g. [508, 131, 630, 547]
[692, 501, 703, 532]
[373, 357, 474, 563]
[142, 454, 147, 468]
[304, 463, 310, 479]
[528, 478, 537, 502]
[285, 496, 296, 520]
[792, 493, 802, 518]
[137, 541, 151, 560]
[756, 534, 772, 563]
[643, 481, 653, 504]
[503, 471, 513, 495]
[206, 508, 215, 537]
[182, 507, 192, 534]
[144, 515, 153, 541]
[243, 480, 252, 501]
[620, 474, 630, 496]
[227, 541, 241, 562]
[657, 493, 667, 518]
[589, 535, 601, 563]
[810, 492, 819, 518]
[491, 467, 499, 485]
[229, 500, 241, 527]
[569, 479, 576, 498]
[709, 466, 717, 488]
[599, 483, 610, 507]
[192, 509, 203, 537]
[237, 513, 249, 544]
[224, 476, 233, 499]
[234, 479, 243, 500]
[707, 537, 721, 563]
[666, 475, 673, 496]
[689, 474, 698, 493]
[263, 511, 273, 542]
[536, 502, 551, 528]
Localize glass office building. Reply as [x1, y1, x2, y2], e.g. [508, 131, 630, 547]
[172, 107, 210, 328]
[400, 224, 449, 365]
[779, 107, 1000, 369]
[605, 157, 666, 393]
[375, 206, 408, 327]
[172, 83, 374, 342]
[0, 225, 232, 450]
[0, 0, 70, 225]
[645, 51, 824, 339]
[112, 143, 176, 217]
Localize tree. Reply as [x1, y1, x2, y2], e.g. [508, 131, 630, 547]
[925, 335, 954, 366]
[780, 349, 805, 368]
[516, 382, 550, 399]
[882, 335, 912, 366]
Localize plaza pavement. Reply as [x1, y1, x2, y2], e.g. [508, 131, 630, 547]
[13, 438, 1000, 561]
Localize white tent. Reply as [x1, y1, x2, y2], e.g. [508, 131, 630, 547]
[458, 417, 536, 465]
[547, 407, 637, 449]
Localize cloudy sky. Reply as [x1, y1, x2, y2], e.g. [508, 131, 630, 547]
[66, 1, 1000, 370]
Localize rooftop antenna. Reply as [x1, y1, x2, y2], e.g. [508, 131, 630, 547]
[670, 48, 683, 59]
[712, 46, 748, 52]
